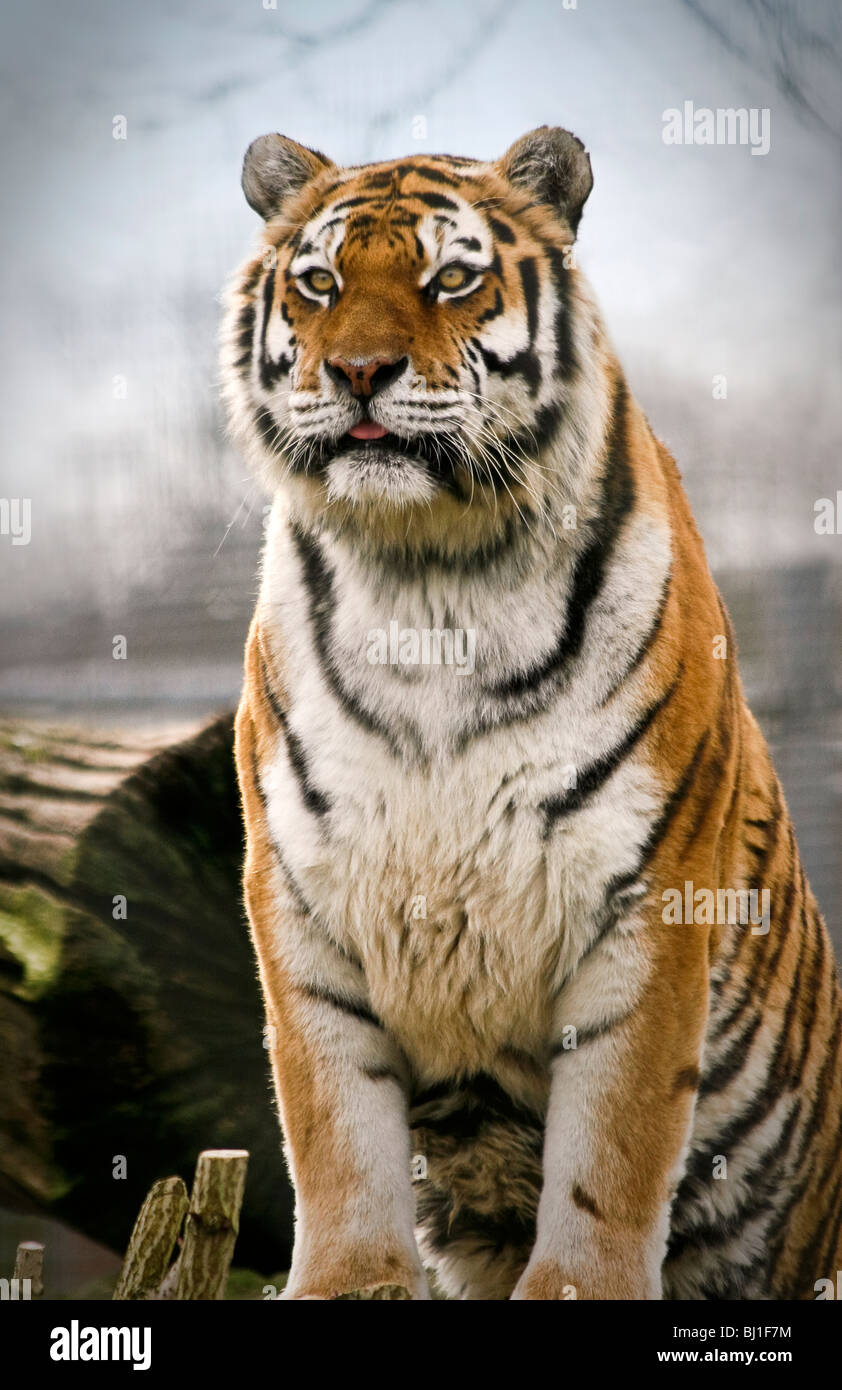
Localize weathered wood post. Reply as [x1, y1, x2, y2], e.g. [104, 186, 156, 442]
[113, 1176, 189, 1301]
[171, 1149, 249, 1300]
[13, 1240, 44, 1298]
[113, 1150, 249, 1300]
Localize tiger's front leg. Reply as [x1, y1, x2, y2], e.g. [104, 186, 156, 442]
[513, 901, 710, 1301]
[236, 701, 429, 1302]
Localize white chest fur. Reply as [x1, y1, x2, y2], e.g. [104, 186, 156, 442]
[259, 504, 666, 1080]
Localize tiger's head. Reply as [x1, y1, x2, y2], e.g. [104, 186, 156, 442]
[222, 126, 612, 555]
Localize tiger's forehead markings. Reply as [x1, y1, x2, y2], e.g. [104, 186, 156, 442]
[298, 169, 495, 274]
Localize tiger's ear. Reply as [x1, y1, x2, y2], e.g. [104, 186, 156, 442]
[498, 126, 593, 236]
[241, 134, 334, 219]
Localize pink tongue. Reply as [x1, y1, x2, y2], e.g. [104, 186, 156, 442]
[348, 421, 389, 440]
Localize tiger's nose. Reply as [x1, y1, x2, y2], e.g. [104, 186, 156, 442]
[325, 355, 408, 398]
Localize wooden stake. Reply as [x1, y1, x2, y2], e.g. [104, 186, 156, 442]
[172, 1149, 248, 1301]
[14, 1241, 44, 1298]
[113, 1176, 188, 1300]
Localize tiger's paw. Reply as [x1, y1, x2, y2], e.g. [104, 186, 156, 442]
[511, 1257, 579, 1301]
[281, 1248, 429, 1301]
[283, 1281, 419, 1301]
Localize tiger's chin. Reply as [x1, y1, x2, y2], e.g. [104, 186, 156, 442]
[325, 448, 442, 509]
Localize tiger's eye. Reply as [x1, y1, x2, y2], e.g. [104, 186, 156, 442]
[437, 264, 471, 292]
[305, 268, 335, 294]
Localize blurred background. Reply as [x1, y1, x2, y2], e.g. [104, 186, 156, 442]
[0, 0, 839, 1295]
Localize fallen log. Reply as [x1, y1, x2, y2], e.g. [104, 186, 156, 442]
[0, 716, 294, 1272]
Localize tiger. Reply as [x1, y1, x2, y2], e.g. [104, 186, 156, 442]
[222, 125, 842, 1300]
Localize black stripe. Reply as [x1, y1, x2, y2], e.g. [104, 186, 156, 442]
[813, 1169, 842, 1288]
[682, 906, 809, 1189]
[698, 1009, 764, 1097]
[406, 164, 462, 187]
[548, 723, 704, 997]
[236, 303, 256, 350]
[300, 982, 381, 1028]
[751, 856, 801, 1011]
[249, 743, 316, 922]
[356, 162, 463, 190]
[667, 1099, 802, 1267]
[791, 1151, 842, 1294]
[717, 708, 744, 852]
[571, 1184, 603, 1219]
[516, 401, 564, 457]
[239, 261, 265, 296]
[713, 850, 797, 1043]
[259, 651, 330, 818]
[519, 257, 539, 343]
[570, 883, 644, 980]
[362, 1064, 404, 1084]
[680, 675, 734, 849]
[408, 1079, 457, 1114]
[475, 338, 541, 395]
[251, 744, 364, 973]
[477, 287, 504, 324]
[381, 210, 420, 230]
[708, 786, 785, 1034]
[234, 301, 255, 373]
[488, 215, 516, 243]
[258, 268, 294, 389]
[291, 522, 419, 759]
[599, 567, 672, 706]
[353, 171, 394, 190]
[789, 919, 826, 1077]
[414, 190, 460, 211]
[790, 1002, 841, 1170]
[583, 728, 710, 934]
[248, 745, 364, 973]
[331, 194, 383, 211]
[487, 377, 634, 701]
[550, 1009, 630, 1056]
[540, 663, 682, 836]
[253, 405, 282, 457]
[344, 212, 376, 234]
[545, 244, 578, 378]
[644, 729, 711, 866]
[747, 776, 784, 889]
